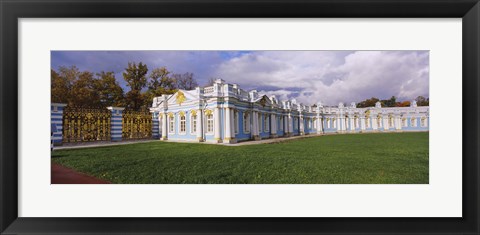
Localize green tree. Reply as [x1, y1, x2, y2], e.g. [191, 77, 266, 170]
[96, 71, 125, 107]
[415, 96, 429, 106]
[70, 71, 100, 107]
[381, 96, 397, 107]
[52, 66, 81, 105]
[123, 62, 148, 110]
[144, 67, 177, 108]
[51, 69, 70, 103]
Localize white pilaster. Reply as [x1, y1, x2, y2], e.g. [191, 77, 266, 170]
[270, 113, 277, 138]
[214, 107, 222, 143]
[196, 109, 204, 142]
[360, 115, 366, 132]
[349, 115, 355, 132]
[161, 112, 168, 140]
[372, 115, 378, 131]
[224, 107, 236, 143]
[299, 114, 305, 135]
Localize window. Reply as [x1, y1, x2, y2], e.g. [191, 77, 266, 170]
[411, 118, 417, 127]
[191, 114, 197, 134]
[264, 115, 269, 132]
[402, 118, 407, 127]
[333, 118, 336, 128]
[294, 117, 298, 130]
[355, 117, 359, 129]
[389, 117, 393, 128]
[313, 118, 317, 129]
[307, 118, 311, 129]
[169, 115, 175, 133]
[377, 116, 382, 127]
[366, 117, 370, 128]
[258, 114, 262, 133]
[179, 115, 186, 133]
[421, 117, 427, 127]
[206, 114, 214, 133]
[279, 116, 284, 130]
[243, 112, 250, 133]
[234, 110, 239, 134]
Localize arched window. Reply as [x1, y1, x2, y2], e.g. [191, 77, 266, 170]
[411, 118, 417, 127]
[264, 115, 269, 132]
[421, 117, 427, 127]
[243, 112, 250, 133]
[169, 115, 175, 133]
[258, 114, 262, 133]
[234, 110, 239, 134]
[190, 113, 197, 134]
[206, 114, 214, 133]
[279, 116, 284, 131]
[180, 115, 186, 133]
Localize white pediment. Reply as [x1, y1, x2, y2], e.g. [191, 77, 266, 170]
[166, 90, 199, 106]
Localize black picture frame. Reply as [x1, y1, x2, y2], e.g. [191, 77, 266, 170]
[1, 0, 479, 234]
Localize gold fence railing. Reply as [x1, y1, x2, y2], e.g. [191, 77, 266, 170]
[62, 106, 111, 142]
[122, 110, 152, 140]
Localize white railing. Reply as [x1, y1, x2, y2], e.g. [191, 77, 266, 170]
[204, 86, 214, 94]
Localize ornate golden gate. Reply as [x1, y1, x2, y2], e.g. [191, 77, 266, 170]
[62, 107, 111, 142]
[122, 110, 152, 139]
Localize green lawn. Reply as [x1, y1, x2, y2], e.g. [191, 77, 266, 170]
[51, 132, 429, 184]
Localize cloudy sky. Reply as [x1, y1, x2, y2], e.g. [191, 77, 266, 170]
[51, 50, 429, 106]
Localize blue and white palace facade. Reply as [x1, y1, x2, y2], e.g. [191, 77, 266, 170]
[150, 79, 429, 144]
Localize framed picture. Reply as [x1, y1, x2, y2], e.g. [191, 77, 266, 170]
[1, 0, 479, 234]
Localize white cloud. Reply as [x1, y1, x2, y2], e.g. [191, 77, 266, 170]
[215, 51, 429, 105]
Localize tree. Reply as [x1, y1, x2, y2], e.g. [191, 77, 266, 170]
[51, 69, 70, 103]
[381, 96, 397, 107]
[52, 66, 81, 105]
[95, 71, 125, 107]
[204, 77, 217, 87]
[173, 72, 198, 90]
[415, 96, 429, 106]
[123, 62, 148, 110]
[357, 97, 380, 108]
[70, 71, 100, 107]
[395, 101, 411, 107]
[144, 67, 177, 108]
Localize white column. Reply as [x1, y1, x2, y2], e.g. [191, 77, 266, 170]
[270, 113, 277, 137]
[196, 109, 203, 141]
[316, 114, 321, 134]
[299, 114, 304, 135]
[372, 115, 378, 131]
[252, 111, 260, 140]
[360, 115, 366, 132]
[251, 111, 256, 139]
[214, 107, 221, 142]
[287, 113, 292, 136]
[230, 108, 236, 139]
[224, 107, 234, 143]
[348, 115, 355, 132]
[161, 112, 168, 140]
[395, 115, 402, 131]
[383, 115, 389, 130]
